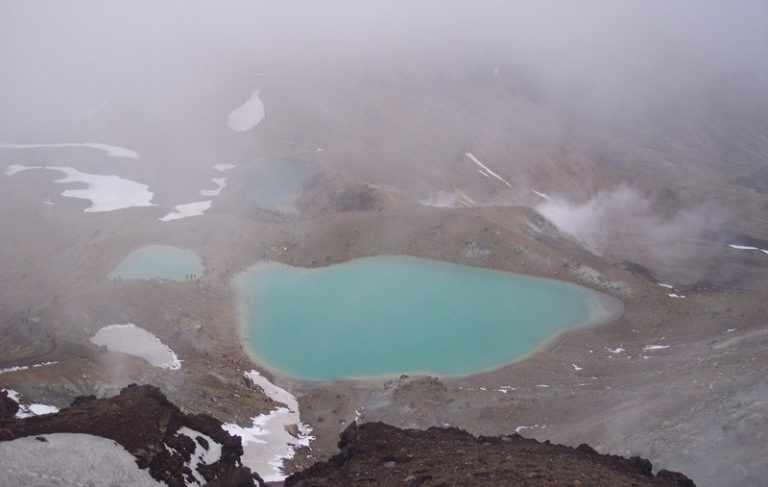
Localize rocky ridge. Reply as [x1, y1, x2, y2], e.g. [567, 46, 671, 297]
[0, 385, 261, 486]
[1, 386, 696, 486]
[285, 422, 695, 487]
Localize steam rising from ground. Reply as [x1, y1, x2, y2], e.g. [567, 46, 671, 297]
[537, 185, 725, 262]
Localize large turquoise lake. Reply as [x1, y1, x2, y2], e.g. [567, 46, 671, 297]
[235, 256, 622, 381]
[109, 245, 203, 281]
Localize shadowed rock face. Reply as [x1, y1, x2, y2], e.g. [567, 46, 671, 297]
[285, 422, 695, 487]
[0, 384, 261, 487]
[0, 390, 19, 422]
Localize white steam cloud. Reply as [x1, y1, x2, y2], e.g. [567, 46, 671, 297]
[536, 184, 725, 263]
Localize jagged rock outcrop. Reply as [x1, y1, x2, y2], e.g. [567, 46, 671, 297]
[0, 384, 262, 487]
[285, 422, 695, 487]
[0, 390, 19, 422]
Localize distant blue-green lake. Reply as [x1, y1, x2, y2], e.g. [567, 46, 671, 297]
[235, 256, 622, 381]
[109, 245, 203, 281]
[238, 158, 316, 208]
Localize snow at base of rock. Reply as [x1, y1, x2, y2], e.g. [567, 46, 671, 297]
[159, 201, 212, 222]
[90, 324, 182, 369]
[643, 344, 670, 351]
[223, 370, 313, 483]
[2, 389, 60, 418]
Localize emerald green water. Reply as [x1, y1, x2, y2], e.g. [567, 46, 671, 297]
[109, 245, 203, 281]
[239, 158, 316, 208]
[236, 256, 621, 381]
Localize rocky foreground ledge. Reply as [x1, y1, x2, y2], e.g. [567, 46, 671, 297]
[1, 386, 694, 486]
[0, 385, 260, 486]
[284, 422, 695, 487]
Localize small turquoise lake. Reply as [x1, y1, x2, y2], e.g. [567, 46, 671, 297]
[109, 245, 203, 281]
[238, 158, 316, 208]
[235, 256, 622, 381]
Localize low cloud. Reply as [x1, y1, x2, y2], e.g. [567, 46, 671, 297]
[536, 184, 725, 265]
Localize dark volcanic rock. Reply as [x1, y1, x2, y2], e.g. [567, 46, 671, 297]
[0, 384, 262, 487]
[620, 261, 658, 282]
[0, 390, 19, 421]
[285, 422, 695, 487]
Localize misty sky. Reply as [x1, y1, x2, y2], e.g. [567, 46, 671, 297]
[2, 1, 765, 133]
[0, 0, 766, 209]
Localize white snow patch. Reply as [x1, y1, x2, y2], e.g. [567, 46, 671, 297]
[728, 244, 768, 255]
[0, 365, 28, 374]
[729, 244, 768, 254]
[607, 347, 625, 354]
[3, 389, 21, 404]
[213, 163, 236, 172]
[3, 389, 59, 418]
[0, 433, 163, 486]
[176, 427, 222, 485]
[223, 371, 313, 483]
[668, 293, 686, 299]
[228, 90, 265, 132]
[5, 164, 28, 176]
[6, 165, 154, 211]
[90, 324, 182, 369]
[0, 361, 58, 375]
[0, 142, 139, 158]
[465, 152, 512, 188]
[643, 344, 670, 351]
[729, 244, 768, 255]
[477, 169, 490, 178]
[515, 426, 529, 433]
[354, 408, 364, 423]
[571, 363, 583, 371]
[531, 189, 549, 199]
[28, 404, 60, 416]
[536, 384, 549, 388]
[726, 328, 736, 333]
[159, 200, 212, 222]
[658, 283, 674, 289]
[200, 178, 227, 197]
[32, 361, 58, 368]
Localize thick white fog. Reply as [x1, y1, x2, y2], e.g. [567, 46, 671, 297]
[1, 0, 767, 255]
[1, 1, 765, 157]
